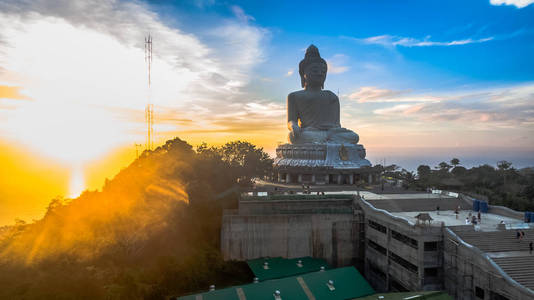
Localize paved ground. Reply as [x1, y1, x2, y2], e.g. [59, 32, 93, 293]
[391, 209, 522, 231]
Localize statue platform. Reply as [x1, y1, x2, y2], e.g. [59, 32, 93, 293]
[273, 143, 372, 185]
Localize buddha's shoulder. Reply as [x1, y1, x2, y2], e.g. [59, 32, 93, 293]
[288, 90, 306, 98]
[288, 90, 337, 98]
[322, 90, 338, 98]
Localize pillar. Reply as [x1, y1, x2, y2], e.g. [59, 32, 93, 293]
[349, 174, 354, 185]
[368, 173, 373, 184]
[278, 172, 283, 182]
[286, 173, 291, 183]
[311, 174, 316, 184]
[337, 174, 342, 184]
[298, 174, 302, 183]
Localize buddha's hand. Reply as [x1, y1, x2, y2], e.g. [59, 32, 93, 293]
[288, 122, 301, 143]
[290, 123, 301, 136]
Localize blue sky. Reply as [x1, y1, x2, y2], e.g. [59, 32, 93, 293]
[0, 0, 533, 172]
[153, 0, 534, 89]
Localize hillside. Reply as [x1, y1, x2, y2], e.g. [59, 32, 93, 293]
[0, 138, 271, 299]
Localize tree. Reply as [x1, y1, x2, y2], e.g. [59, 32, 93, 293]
[417, 165, 431, 179]
[497, 160, 513, 185]
[497, 160, 512, 171]
[450, 158, 460, 167]
[451, 166, 467, 177]
[437, 162, 452, 172]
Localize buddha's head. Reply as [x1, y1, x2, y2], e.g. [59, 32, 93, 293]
[299, 45, 327, 89]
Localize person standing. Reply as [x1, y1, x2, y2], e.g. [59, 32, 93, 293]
[477, 211, 481, 223]
[437, 205, 440, 215]
[529, 241, 533, 254]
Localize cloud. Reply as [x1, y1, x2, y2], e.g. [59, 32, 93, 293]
[348, 87, 407, 102]
[326, 54, 349, 74]
[174, 101, 285, 135]
[371, 84, 534, 129]
[359, 34, 494, 48]
[0, 0, 269, 163]
[347, 86, 442, 103]
[285, 69, 294, 77]
[231, 5, 255, 23]
[490, 0, 534, 8]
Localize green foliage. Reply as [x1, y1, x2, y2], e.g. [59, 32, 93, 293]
[0, 138, 264, 299]
[409, 160, 534, 211]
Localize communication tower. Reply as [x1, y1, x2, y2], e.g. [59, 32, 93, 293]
[144, 34, 154, 150]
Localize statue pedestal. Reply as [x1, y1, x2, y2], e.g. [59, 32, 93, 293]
[273, 143, 372, 185]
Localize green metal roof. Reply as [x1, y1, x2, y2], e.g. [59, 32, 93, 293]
[177, 266, 375, 300]
[301, 266, 375, 300]
[247, 257, 330, 281]
[354, 291, 453, 300]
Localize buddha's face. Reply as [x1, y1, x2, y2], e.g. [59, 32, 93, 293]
[303, 63, 326, 89]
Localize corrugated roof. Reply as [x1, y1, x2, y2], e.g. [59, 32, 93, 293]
[247, 256, 330, 281]
[177, 266, 375, 300]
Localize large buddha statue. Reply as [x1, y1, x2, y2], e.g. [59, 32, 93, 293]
[287, 45, 359, 144]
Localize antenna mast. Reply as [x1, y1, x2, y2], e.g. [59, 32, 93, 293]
[144, 34, 154, 150]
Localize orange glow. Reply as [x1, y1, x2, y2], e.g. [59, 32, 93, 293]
[0, 85, 28, 100]
[0, 140, 69, 225]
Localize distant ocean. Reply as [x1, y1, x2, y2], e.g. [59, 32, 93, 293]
[367, 147, 534, 171]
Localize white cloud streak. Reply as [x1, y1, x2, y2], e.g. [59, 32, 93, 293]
[361, 34, 494, 47]
[347, 86, 442, 103]
[490, 0, 534, 8]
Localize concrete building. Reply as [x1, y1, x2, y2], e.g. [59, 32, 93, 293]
[221, 194, 365, 268]
[221, 191, 534, 300]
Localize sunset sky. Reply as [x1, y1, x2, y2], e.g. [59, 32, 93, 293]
[0, 0, 533, 225]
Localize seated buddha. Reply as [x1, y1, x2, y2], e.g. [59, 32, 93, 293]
[287, 45, 359, 145]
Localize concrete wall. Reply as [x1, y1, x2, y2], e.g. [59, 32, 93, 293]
[220, 196, 363, 267]
[443, 228, 534, 300]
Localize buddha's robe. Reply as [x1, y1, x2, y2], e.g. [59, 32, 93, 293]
[287, 89, 359, 144]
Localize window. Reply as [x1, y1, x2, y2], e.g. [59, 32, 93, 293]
[424, 241, 438, 251]
[368, 219, 387, 234]
[475, 287, 485, 299]
[390, 278, 409, 292]
[490, 292, 509, 300]
[367, 239, 387, 255]
[389, 252, 418, 274]
[391, 230, 418, 249]
[424, 267, 438, 277]
[368, 260, 386, 280]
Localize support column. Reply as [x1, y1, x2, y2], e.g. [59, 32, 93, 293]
[311, 174, 316, 184]
[349, 174, 354, 185]
[286, 173, 291, 183]
[278, 172, 283, 182]
[337, 174, 342, 184]
[298, 174, 302, 183]
[368, 173, 373, 184]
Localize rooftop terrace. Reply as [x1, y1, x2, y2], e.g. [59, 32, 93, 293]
[391, 210, 522, 231]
